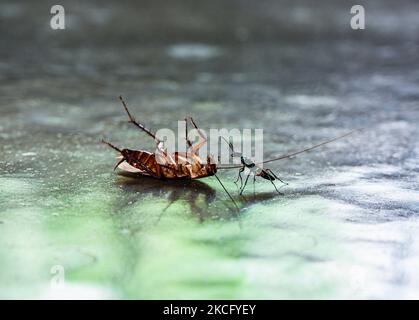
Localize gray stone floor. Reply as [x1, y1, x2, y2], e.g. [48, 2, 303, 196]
[0, 0, 418, 299]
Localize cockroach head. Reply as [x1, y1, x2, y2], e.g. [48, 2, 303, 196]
[206, 155, 217, 174]
[120, 149, 130, 158]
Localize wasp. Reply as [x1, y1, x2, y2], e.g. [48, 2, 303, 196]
[220, 129, 360, 195]
[222, 137, 288, 195]
[102, 96, 239, 210]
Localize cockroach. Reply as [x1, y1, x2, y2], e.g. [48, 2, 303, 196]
[102, 96, 239, 210]
[219, 129, 361, 195]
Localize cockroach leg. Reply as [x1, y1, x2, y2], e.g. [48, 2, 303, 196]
[189, 117, 206, 141]
[135, 161, 158, 178]
[184, 118, 193, 148]
[188, 117, 208, 154]
[119, 96, 161, 144]
[190, 139, 207, 155]
[189, 139, 207, 156]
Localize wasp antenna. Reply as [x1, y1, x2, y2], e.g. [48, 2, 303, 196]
[260, 128, 363, 165]
[214, 174, 240, 212]
[217, 129, 363, 170]
[102, 139, 122, 153]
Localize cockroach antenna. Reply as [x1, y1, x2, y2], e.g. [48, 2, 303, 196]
[102, 139, 125, 170]
[102, 139, 122, 153]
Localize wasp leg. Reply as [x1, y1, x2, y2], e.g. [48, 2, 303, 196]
[119, 96, 161, 144]
[253, 174, 256, 195]
[268, 179, 284, 195]
[235, 166, 244, 187]
[239, 172, 251, 195]
[265, 168, 288, 185]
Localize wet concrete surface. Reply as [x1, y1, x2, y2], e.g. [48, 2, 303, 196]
[0, 0, 419, 298]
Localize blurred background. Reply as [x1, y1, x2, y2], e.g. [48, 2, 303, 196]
[0, 0, 419, 299]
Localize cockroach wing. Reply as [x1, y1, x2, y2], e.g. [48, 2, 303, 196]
[117, 162, 148, 174]
[115, 156, 151, 175]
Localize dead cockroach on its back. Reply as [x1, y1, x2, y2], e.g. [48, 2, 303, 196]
[102, 96, 239, 210]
